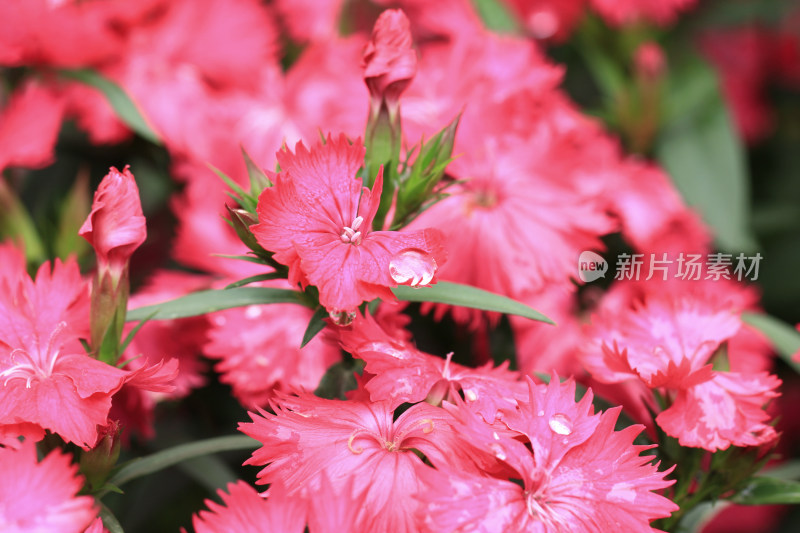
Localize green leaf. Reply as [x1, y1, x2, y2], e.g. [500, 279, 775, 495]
[732, 477, 800, 505]
[241, 145, 272, 194]
[674, 501, 730, 533]
[99, 503, 125, 533]
[656, 57, 757, 252]
[212, 253, 270, 265]
[126, 287, 309, 321]
[178, 454, 241, 493]
[208, 164, 258, 213]
[471, 0, 520, 34]
[118, 311, 158, 355]
[224, 272, 283, 289]
[314, 360, 364, 400]
[741, 312, 800, 373]
[392, 282, 554, 324]
[60, 69, 161, 145]
[0, 177, 47, 264]
[54, 170, 90, 261]
[104, 435, 258, 492]
[301, 307, 329, 348]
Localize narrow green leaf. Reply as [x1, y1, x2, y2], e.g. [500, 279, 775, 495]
[674, 501, 730, 533]
[301, 307, 329, 348]
[241, 145, 272, 193]
[741, 312, 800, 373]
[224, 272, 284, 289]
[99, 503, 125, 533]
[60, 69, 161, 145]
[472, 0, 520, 34]
[118, 311, 158, 355]
[732, 477, 800, 505]
[55, 170, 90, 261]
[212, 253, 270, 265]
[178, 454, 241, 494]
[315, 360, 364, 400]
[98, 483, 124, 495]
[0, 177, 47, 264]
[208, 164, 248, 203]
[392, 282, 554, 324]
[656, 57, 757, 252]
[574, 28, 626, 98]
[126, 287, 309, 322]
[105, 435, 258, 491]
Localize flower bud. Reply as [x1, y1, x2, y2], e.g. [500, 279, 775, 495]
[80, 166, 146, 361]
[362, 9, 417, 117]
[634, 42, 666, 82]
[80, 420, 122, 491]
[79, 166, 146, 284]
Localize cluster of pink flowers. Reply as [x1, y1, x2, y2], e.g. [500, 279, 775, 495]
[0, 0, 796, 532]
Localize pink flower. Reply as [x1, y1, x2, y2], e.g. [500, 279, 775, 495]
[502, 0, 587, 41]
[509, 285, 588, 377]
[700, 27, 775, 143]
[274, 0, 345, 42]
[363, 9, 417, 111]
[79, 166, 147, 281]
[590, 0, 698, 26]
[203, 282, 341, 409]
[0, 0, 122, 67]
[656, 372, 780, 450]
[0, 244, 127, 448]
[610, 161, 711, 254]
[418, 378, 677, 531]
[193, 481, 306, 533]
[250, 134, 446, 313]
[339, 312, 526, 420]
[0, 440, 97, 532]
[240, 392, 472, 532]
[584, 282, 782, 451]
[0, 81, 66, 172]
[585, 293, 740, 389]
[408, 137, 614, 324]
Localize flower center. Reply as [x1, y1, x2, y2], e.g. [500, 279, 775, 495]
[340, 216, 364, 245]
[346, 418, 435, 455]
[0, 322, 67, 388]
[0, 348, 61, 389]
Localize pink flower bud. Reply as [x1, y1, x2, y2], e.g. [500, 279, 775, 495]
[79, 166, 146, 281]
[634, 41, 666, 81]
[362, 9, 417, 110]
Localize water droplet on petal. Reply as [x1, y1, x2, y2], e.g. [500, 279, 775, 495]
[548, 413, 573, 436]
[537, 410, 544, 417]
[389, 249, 437, 287]
[464, 389, 478, 402]
[329, 308, 356, 326]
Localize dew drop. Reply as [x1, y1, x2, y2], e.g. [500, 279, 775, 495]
[389, 249, 437, 287]
[548, 413, 573, 436]
[329, 308, 356, 326]
[464, 389, 478, 402]
[537, 410, 544, 417]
